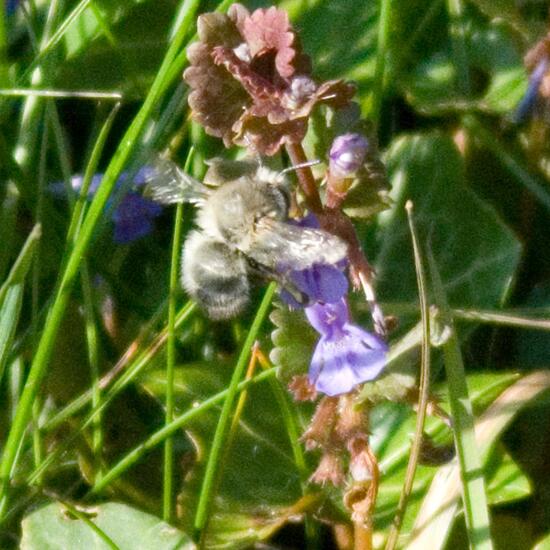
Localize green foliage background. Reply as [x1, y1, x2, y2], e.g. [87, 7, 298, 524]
[1, 0, 550, 548]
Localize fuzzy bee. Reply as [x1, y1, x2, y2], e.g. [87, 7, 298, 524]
[147, 157, 347, 320]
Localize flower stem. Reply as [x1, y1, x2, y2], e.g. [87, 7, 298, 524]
[285, 142, 385, 335]
[354, 521, 373, 550]
[285, 142, 323, 214]
[384, 201, 431, 549]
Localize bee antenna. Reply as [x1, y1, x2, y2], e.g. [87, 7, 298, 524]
[280, 159, 320, 175]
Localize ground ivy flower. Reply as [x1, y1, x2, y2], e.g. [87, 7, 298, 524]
[306, 298, 387, 396]
[6, 0, 18, 15]
[110, 190, 163, 244]
[50, 166, 162, 244]
[279, 213, 348, 307]
[514, 33, 550, 123]
[276, 213, 386, 395]
[280, 214, 349, 308]
[329, 133, 370, 179]
[514, 57, 549, 124]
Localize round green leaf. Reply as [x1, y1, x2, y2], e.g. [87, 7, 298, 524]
[21, 501, 194, 550]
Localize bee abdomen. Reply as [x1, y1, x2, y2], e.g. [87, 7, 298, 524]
[182, 231, 250, 320]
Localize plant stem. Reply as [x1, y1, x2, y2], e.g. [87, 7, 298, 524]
[385, 201, 431, 550]
[428, 249, 493, 550]
[0, 1, 200, 518]
[163, 200, 184, 523]
[285, 142, 323, 214]
[90, 368, 277, 495]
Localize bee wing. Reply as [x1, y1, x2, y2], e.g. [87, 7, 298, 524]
[144, 156, 208, 205]
[248, 218, 348, 271]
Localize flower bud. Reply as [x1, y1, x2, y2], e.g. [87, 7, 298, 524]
[310, 451, 345, 486]
[329, 133, 370, 178]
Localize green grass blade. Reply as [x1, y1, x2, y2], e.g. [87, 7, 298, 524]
[27, 303, 196, 486]
[14, 0, 61, 173]
[39, 301, 192, 434]
[194, 283, 277, 542]
[81, 262, 103, 481]
[90, 368, 277, 495]
[0, 0, 9, 88]
[57, 500, 121, 550]
[259, 357, 319, 549]
[428, 248, 493, 550]
[163, 145, 190, 520]
[409, 371, 550, 550]
[0, 182, 20, 281]
[385, 201, 431, 550]
[0, 0, 200, 518]
[163, 149, 193, 522]
[19, 0, 93, 84]
[367, 0, 392, 128]
[0, 223, 41, 306]
[66, 102, 121, 245]
[0, 284, 24, 386]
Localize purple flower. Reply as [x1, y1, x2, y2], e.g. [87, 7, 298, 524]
[111, 192, 163, 244]
[277, 213, 386, 395]
[49, 166, 163, 244]
[6, 0, 18, 15]
[514, 57, 549, 124]
[287, 263, 348, 306]
[279, 214, 348, 307]
[329, 133, 370, 178]
[306, 298, 387, 396]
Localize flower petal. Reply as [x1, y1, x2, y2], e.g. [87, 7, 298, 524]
[306, 301, 388, 396]
[305, 298, 349, 337]
[309, 339, 358, 396]
[112, 193, 163, 244]
[341, 328, 387, 385]
[288, 264, 348, 307]
[329, 133, 370, 178]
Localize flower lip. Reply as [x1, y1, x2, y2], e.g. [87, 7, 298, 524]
[306, 298, 388, 396]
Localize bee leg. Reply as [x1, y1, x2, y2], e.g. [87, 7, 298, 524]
[245, 257, 311, 307]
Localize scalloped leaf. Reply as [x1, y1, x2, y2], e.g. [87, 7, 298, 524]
[341, 174, 392, 219]
[356, 322, 420, 404]
[269, 302, 317, 385]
